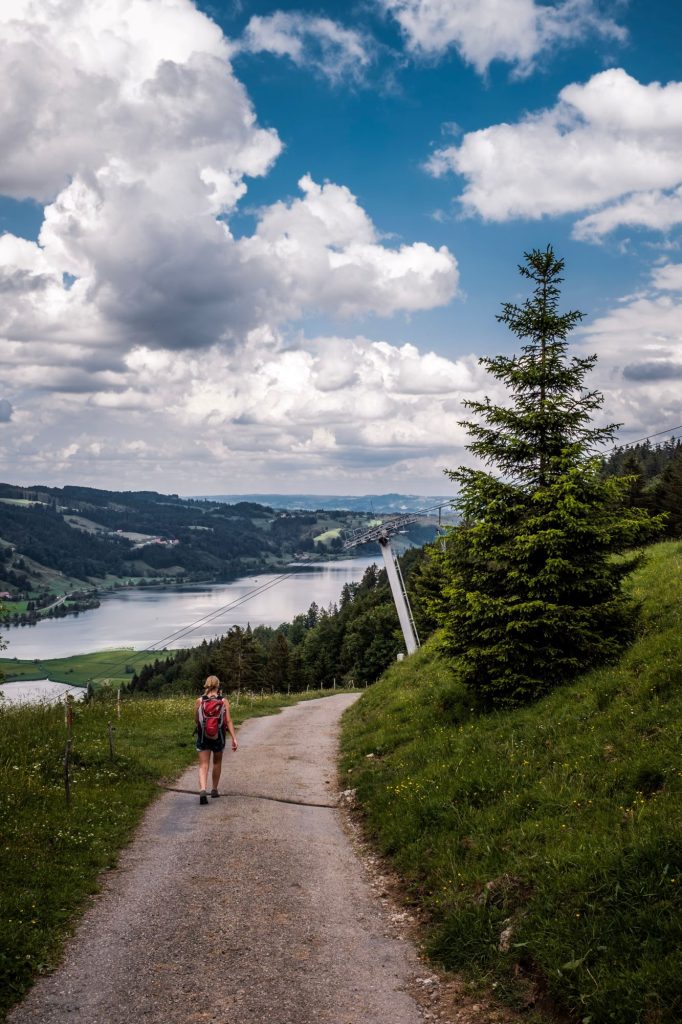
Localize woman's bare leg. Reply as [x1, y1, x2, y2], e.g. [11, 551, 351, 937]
[211, 751, 223, 791]
[198, 750, 211, 791]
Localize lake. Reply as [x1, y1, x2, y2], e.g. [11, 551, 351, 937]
[1, 557, 377, 661]
[0, 679, 87, 705]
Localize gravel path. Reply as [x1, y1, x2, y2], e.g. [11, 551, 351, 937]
[9, 694, 425, 1024]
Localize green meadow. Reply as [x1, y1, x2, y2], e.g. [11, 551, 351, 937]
[341, 540, 682, 1024]
[0, 649, 175, 687]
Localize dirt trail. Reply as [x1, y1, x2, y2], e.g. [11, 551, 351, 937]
[9, 694, 428, 1024]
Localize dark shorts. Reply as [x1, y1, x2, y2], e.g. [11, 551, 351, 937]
[196, 735, 225, 753]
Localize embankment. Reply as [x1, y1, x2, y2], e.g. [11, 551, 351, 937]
[340, 540, 682, 1023]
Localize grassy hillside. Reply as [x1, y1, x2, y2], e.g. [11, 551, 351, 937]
[341, 540, 682, 1023]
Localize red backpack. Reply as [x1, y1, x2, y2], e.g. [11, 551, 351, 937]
[198, 696, 226, 742]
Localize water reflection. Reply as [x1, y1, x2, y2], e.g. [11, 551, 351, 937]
[3, 558, 376, 660]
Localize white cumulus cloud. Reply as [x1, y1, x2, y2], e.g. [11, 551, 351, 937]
[426, 68, 682, 238]
[652, 262, 682, 292]
[241, 176, 458, 318]
[575, 263, 682, 436]
[378, 0, 624, 74]
[237, 11, 374, 85]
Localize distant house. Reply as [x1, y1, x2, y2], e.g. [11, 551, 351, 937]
[0, 591, 14, 600]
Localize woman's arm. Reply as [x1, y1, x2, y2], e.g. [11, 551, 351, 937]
[224, 699, 238, 751]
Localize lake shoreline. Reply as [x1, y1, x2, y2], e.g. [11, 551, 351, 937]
[0, 647, 174, 689]
[1, 555, 352, 628]
[1, 556, 376, 668]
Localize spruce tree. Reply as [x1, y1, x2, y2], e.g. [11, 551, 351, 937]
[652, 447, 682, 537]
[265, 632, 290, 693]
[439, 246, 661, 708]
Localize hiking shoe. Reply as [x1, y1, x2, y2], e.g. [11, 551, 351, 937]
[210, 789, 220, 799]
[199, 790, 208, 805]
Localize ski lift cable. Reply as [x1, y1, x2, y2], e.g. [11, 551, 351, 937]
[343, 500, 456, 550]
[143, 574, 294, 649]
[92, 574, 295, 683]
[156, 574, 295, 649]
[85, 574, 293, 681]
[88, 572, 295, 682]
[611, 423, 682, 452]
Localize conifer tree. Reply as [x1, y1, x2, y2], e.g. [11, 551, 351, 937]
[652, 447, 682, 536]
[217, 625, 262, 694]
[265, 632, 290, 693]
[439, 246, 661, 707]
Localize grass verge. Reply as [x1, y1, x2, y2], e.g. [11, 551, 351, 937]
[0, 687, 344, 1019]
[340, 540, 682, 1024]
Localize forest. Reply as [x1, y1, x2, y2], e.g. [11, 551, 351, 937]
[601, 435, 682, 535]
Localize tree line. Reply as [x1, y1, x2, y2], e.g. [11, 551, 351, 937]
[602, 438, 682, 537]
[0, 488, 377, 596]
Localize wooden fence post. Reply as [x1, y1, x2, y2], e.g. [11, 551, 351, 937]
[63, 739, 72, 806]
[65, 694, 74, 742]
[108, 721, 115, 760]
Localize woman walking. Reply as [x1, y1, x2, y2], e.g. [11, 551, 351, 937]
[195, 675, 238, 805]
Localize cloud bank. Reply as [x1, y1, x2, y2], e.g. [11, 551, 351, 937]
[0, 330, 485, 490]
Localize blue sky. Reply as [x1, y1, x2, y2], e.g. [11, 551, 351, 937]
[1, 0, 682, 494]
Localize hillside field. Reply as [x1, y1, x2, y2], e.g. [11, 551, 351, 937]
[341, 540, 682, 1024]
[0, 649, 175, 687]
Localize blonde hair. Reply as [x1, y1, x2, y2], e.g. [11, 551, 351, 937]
[203, 675, 221, 694]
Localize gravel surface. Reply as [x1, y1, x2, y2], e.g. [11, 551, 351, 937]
[9, 694, 426, 1024]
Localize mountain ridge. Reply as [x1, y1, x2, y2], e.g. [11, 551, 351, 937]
[194, 493, 453, 514]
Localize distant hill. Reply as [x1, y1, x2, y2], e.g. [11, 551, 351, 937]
[194, 493, 454, 514]
[0, 482, 378, 611]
